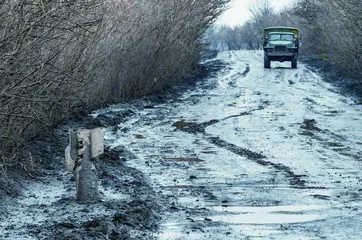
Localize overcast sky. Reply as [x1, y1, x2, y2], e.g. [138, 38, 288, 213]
[217, 0, 294, 26]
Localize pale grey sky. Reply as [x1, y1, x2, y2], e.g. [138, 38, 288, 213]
[217, 0, 294, 26]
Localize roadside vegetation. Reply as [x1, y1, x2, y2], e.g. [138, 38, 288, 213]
[206, 0, 362, 80]
[0, 0, 229, 194]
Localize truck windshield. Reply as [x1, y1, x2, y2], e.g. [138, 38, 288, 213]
[269, 34, 293, 41]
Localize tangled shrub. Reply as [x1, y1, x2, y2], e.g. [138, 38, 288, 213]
[0, 0, 228, 182]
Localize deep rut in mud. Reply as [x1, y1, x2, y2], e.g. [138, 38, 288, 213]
[172, 107, 306, 187]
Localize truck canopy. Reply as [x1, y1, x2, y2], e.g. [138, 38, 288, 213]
[263, 27, 299, 40]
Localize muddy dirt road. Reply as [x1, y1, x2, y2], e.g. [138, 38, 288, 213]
[1, 50, 361, 239]
[100, 50, 362, 239]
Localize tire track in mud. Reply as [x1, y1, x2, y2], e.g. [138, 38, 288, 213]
[228, 65, 249, 87]
[173, 110, 306, 187]
[231, 51, 250, 78]
[241, 64, 250, 77]
[208, 137, 306, 186]
[299, 118, 362, 160]
[225, 52, 250, 88]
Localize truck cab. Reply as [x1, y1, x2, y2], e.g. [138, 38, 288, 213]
[263, 27, 300, 69]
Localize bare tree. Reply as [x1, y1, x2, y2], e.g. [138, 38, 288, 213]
[294, 0, 362, 77]
[248, 0, 274, 23]
[0, 0, 230, 192]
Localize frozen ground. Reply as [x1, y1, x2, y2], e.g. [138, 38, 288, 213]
[102, 50, 362, 239]
[1, 50, 362, 239]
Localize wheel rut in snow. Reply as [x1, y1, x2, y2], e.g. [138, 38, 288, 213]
[173, 112, 306, 187]
[208, 137, 306, 186]
[208, 136, 265, 160]
[229, 64, 250, 86]
[172, 112, 251, 133]
[229, 51, 250, 80]
[242, 64, 250, 77]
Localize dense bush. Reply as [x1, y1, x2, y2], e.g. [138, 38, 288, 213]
[0, 0, 229, 177]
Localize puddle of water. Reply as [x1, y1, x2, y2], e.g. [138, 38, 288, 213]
[207, 205, 326, 224]
[210, 212, 322, 224]
[209, 205, 326, 213]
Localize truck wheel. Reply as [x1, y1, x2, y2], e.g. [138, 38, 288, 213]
[264, 55, 270, 68]
[291, 54, 298, 68]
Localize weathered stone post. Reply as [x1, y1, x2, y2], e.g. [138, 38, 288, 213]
[65, 128, 104, 203]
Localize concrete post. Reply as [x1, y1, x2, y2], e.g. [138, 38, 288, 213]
[65, 128, 104, 203]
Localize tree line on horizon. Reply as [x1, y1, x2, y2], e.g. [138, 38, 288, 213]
[206, 0, 362, 79]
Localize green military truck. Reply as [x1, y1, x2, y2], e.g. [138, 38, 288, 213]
[263, 27, 300, 69]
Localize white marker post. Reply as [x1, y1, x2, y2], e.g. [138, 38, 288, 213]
[65, 128, 104, 203]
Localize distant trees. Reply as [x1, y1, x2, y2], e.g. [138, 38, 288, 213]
[206, 25, 243, 50]
[0, 0, 229, 180]
[206, 0, 362, 80]
[206, 0, 280, 50]
[248, 0, 276, 30]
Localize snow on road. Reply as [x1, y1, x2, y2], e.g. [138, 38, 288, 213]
[103, 50, 362, 239]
